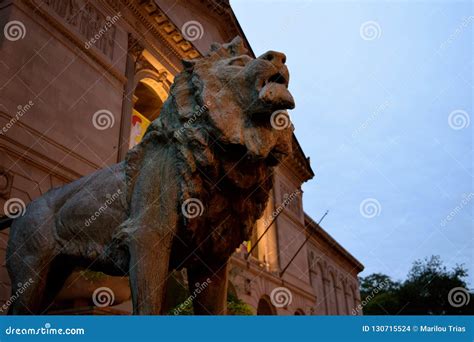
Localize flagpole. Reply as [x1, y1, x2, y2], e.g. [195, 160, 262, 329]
[279, 210, 329, 278]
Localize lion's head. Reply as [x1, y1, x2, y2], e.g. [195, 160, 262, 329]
[135, 37, 294, 193]
[151, 37, 295, 190]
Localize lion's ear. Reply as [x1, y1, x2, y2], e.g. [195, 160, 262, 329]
[182, 59, 195, 70]
[210, 42, 222, 52]
[225, 36, 247, 56]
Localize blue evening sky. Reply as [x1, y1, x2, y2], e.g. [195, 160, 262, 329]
[232, 0, 473, 285]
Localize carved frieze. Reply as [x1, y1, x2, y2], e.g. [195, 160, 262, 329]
[42, 0, 119, 60]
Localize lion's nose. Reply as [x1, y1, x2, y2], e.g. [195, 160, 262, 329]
[258, 51, 287, 67]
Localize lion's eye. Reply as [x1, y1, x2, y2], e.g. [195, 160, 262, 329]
[228, 57, 249, 67]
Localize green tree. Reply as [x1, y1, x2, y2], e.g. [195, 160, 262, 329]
[359, 256, 473, 315]
[359, 273, 401, 314]
[398, 256, 472, 315]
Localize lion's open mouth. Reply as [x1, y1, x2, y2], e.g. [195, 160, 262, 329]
[258, 71, 295, 110]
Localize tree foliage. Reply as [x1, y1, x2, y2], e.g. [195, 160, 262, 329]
[359, 256, 473, 315]
[168, 293, 254, 315]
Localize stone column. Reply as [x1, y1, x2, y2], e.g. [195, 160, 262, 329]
[322, 277, 330, 315]
[117, 34, 144, 161]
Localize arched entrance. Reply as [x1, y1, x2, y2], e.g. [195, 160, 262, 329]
[129, 70, 169, 149]
[257, 295, 276, 315]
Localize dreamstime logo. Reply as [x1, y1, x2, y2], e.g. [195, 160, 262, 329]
[270, 110, 291, 130]
[352, 280, 389, 315]
[351, 99, 391, 139]
[84, 189, 122, 227]
[85, 12, 122, 49]
[263, 189, 300, 227]
[173, 278, 212, 315]
[440, 192, 474, 227]
[447, 287, 470, 308]
[439, 16, 474, 52]
[0, 278, 34, 313]
[0, 100, 34, 135]
[92, 287, 115, 307]
[4, 21, 26, 41]
[359, 21, 382, 41]
[181, 198, 204, 219]
[448, 110, 470, 130]
[359, 198, 381, 218]
[3, 198, 26, 218]
[174, 103, 209, 140]
[92, 109, 115, 130]
[270, 287, 292, 308]
[181, 20, 204, 42]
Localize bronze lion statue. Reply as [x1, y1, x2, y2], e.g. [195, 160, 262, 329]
[0, 37, 295, 315]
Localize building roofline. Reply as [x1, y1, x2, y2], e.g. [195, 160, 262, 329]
[304, 212, 364, 273]
[292, 134, 315, 179]
[226, 1, 256, 57]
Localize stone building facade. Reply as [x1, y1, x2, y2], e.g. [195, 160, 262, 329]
[0, 0, 363, 315]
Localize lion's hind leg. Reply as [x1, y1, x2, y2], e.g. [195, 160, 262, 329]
[7, 251, 51, 314]
[6, 209, 68, 314]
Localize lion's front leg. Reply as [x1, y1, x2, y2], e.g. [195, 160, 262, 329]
[187, 260, 229, 315]
[128, 229, 175, 315]
[124, 143, 180, 315]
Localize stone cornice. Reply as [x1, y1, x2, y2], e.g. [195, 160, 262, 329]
[116, 0, 201, 67]
[278, 136, 314, 185]
[305, 213, 364, 274]
[198, 0, 255, 57]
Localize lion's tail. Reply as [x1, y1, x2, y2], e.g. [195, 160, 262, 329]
[0, 215, 13, 230]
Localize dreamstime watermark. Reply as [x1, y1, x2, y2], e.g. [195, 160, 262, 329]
[92, 109, 115, 130]
[360, 21, 382, 41]
[3, 197, 26, 218]
[181, 198, 204, 219]
[5, 323, 85, 336]
[270, 287, 292, 308]
[0, 101, 34, 135]
[92, 287, 115, 307]
[270, 110, 291, 130]
[447, 287, 470, 308]
[84, 189, 122, 227]
[173, 278, 212, 315]
[263, 189, 300, 227]
[85, 12, 122, 50]
[439, 16, 473, 52]
[181, 20, 204, 41]
[440, 193, 473, 227]
[174, 103, 209, 139]
[3, 20, 26, 41]
[359, 198, 381, 218]
[351, 99, 391, 139]
[0, 278, 34, 313]
[352, 280, 389, 315]
[448, 109, 470, 130]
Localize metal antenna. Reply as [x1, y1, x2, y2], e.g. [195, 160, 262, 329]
[245, 206, 286, 260]
[279, 210, 329, 278]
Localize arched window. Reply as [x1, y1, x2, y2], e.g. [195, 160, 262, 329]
[294, 309, 305, 315]
[129, 72, 169, 149]
[328, 271, 338, 315]
[257, 295, 276, 315]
